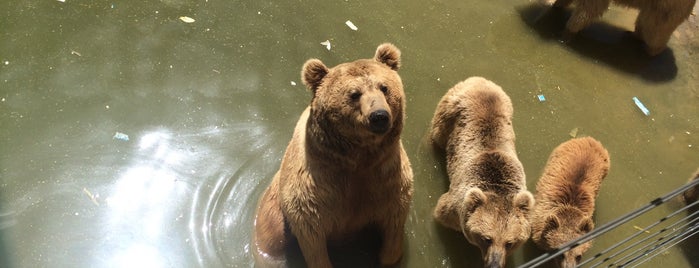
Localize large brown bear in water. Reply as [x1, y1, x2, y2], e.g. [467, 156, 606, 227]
[430, 77, 535, 268]
[549, 0, 696, 55]
[530, 137, 610, 268]
[253, 43, 413, 268]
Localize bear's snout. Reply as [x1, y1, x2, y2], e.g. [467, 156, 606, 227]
[369, 110, 390, 134]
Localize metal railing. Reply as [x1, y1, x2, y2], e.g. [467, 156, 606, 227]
[519, 178, 699, 268]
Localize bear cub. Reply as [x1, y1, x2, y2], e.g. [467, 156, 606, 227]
[530, 137, 610, 268]
[253, 43, 413, 268]
[430, 77, 534, 268]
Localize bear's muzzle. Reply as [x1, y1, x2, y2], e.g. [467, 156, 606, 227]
[369, 109, 390, 134]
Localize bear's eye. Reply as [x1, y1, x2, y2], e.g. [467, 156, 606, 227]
[505, 241, 514, 249]
[575, 255, 582, 263]
[483, 237, 492, 246]
[350, 92, 362, 101]
[379, 85, 389, 94]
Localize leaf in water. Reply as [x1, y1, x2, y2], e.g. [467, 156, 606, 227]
[345, 20, 358, 31]
[569, 127, 578, 138]
[179, 16, 196, 23]
[320, 40, 331, 50]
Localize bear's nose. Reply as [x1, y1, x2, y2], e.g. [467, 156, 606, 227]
[369, 110, 390, 134]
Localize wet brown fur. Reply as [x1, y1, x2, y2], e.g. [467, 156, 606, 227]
[530, 137, 610, 268]
[253, 43, 413, 268]
[430, 77, 534, 268]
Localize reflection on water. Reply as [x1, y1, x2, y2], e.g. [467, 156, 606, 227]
[1, 0, 697, 267]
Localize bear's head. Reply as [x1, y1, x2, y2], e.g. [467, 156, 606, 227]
[538, 208, 594, 268]
[459, 188, 534, 268]
[301, 43, 404, 148]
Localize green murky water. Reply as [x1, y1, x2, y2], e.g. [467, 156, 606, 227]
[1, 0, 697, 267]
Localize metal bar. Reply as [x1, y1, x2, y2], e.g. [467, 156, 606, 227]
[518, 178, 699, 268]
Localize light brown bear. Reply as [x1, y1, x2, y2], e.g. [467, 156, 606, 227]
[430, 77, 534, 268]
[550, 0, 696, 55]
[530, 137, 610, 268]
[253, 43, 413, 268]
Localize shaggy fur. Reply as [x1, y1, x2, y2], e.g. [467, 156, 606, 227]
[530, 137, 610, 268]
[253, 43, 413, 268]
[431, 77, 534, 268]
[552, 0, 696, 55]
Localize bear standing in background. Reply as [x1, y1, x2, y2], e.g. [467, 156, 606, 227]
[253, 43, 413, 268]
[549, 0, 696, 56]
[431, 77, 534, 268]
[530, 137, 610, 268]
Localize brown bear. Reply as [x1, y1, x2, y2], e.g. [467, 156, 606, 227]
[253, 43, 414, 268]
[530, 137, 610, 268]
[549, 0, 696, 55]
[430, 77, 534, 268]
[683, 168, 699, 205]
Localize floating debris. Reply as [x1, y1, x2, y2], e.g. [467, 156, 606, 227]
[113, 132, 129, 141]
[537, 94, 546, 102]
[71, 50, 82, 57]
[57, 0, 65, 2]
[179, 16, 196, 23]
[83, 188, 100, 206]
[569, 127, 579, 138]
[632, 96, 650, 116]
[320, 40, 331, 50]
[290, 81, 297, 86]
[633, 225, 650, 234]
[345, 20, 358, 31]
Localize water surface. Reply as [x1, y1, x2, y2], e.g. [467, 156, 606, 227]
[1, 0, 698, 267]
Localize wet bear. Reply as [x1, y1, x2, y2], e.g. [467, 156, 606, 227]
[430, 77, 534, 268]
[530, 137, 610, 268]
[253, 43, 413, 268]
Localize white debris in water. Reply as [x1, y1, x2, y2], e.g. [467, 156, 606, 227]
[345, 20, 358, 31]
[179, 16, 195, 23]
[57, 0, 65, 2]
[3, 61, 8, 65]
[320, 40, 331, 50]
[113, 132, 130, 141]
[290, 81, 297, 86]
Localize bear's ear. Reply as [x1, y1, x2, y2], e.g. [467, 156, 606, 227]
[374, 43, 401, 71]
[513, 190, 535, 213]
[301, 59, 329, 93]
[579, 217, 594, 233]
[463, 188, 487, 214]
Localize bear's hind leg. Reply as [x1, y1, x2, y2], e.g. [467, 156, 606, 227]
[634, 8, 680, 56]
[254, 179, 288, 261]
[565, 0, 612, 34]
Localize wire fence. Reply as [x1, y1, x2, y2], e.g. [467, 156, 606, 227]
[519, 178, 699, 268]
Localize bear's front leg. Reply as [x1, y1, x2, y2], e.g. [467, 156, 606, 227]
[433, 192, 462, 231]
[378, 213, 407, 266]
[294, 227, 332, 268]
